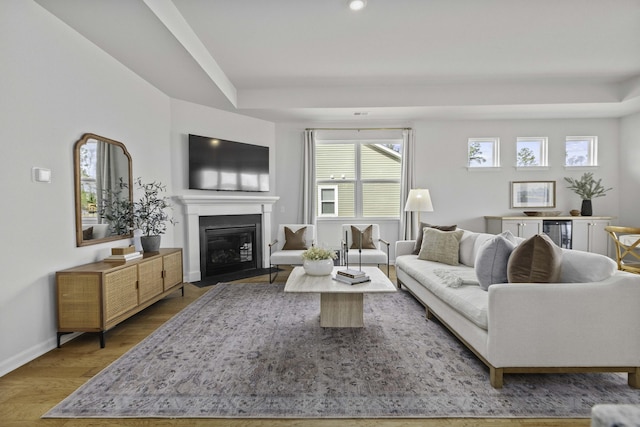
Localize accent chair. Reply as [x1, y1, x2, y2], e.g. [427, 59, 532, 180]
[269, 224, 316, 283]
[341, 224, 390, 276]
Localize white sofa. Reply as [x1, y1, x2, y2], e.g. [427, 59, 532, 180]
[395, 229, 640, 388]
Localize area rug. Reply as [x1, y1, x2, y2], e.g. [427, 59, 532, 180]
[44, 283, 640, 419]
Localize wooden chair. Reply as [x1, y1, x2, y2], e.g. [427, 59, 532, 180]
[268, 224, 316, 283]
[604, 226, 640, 274]
[341, 224, 390, 276]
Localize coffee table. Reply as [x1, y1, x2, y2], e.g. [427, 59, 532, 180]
[284, 266, 396, 327]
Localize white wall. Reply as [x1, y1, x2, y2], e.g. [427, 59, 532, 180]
[620, 112, 640, 225]
[0, 0, 172, 376]
[273, 118, 622, 248]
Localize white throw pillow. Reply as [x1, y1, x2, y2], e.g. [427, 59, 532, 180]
[559, 248, 617, 283]
[459, 230, 479, 267]
[475, 234, 516, 290]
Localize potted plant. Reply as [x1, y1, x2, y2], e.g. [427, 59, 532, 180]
[564, 172, 612, 216]
[300, 246, 337, 276]
[132, 177, 176, 252]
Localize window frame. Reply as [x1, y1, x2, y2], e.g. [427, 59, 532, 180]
[314, 139, 403, 219]
[467, 137, 500, 169]
[317, 184, 339, 217]
[516, 137, 549, 169]
[565, 136, 598, 168]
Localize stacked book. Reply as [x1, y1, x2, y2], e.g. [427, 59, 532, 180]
[104, 246, 143, 263]
[334, 268, 370, 285]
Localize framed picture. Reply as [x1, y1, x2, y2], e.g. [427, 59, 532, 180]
[511, 181, 556, 208]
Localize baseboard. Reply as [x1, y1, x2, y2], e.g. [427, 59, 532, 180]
[0, 332, 82, 378]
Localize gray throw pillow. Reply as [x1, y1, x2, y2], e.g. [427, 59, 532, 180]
[417, 228, 464, 266]
[475, 234, 516, 290]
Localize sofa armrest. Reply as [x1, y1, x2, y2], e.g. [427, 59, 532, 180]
[395, 240, 416, 257]
[487, 274, 640, 367]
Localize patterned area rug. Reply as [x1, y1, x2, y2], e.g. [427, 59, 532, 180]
[44, 283, 640, 418]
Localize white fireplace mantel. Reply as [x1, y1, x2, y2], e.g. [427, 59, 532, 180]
[175, 195, 280, 282]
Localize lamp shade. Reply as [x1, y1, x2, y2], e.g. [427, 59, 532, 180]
[404, 189, 434, 212]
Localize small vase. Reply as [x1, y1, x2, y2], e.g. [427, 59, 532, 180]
[581, 199, 593, 216]
[303, 259, 334, 276]
[140, 235, 161, 252]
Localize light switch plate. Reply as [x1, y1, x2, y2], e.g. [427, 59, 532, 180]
[32, 167, 51, 183]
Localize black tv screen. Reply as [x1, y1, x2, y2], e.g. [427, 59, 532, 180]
[188, 134, 270, 192]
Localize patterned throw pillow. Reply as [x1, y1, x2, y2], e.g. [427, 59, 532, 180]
[507, 234, 562, 283]
[282, 226, 307, 250]
[417, 228, 464, 266]
[412, 223, 457, 255]
[350, 225, 376, 249]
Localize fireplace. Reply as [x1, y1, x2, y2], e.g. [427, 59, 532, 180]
[175, 195, 279, 283]
[199, 214, 262, 280]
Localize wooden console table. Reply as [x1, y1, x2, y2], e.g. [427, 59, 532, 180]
[56, 248, 184, 348]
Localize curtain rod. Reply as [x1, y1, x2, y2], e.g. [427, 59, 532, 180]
[305, 127, 411, 131]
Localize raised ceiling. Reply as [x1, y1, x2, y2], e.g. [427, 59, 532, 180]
[35, 0, 640, 122]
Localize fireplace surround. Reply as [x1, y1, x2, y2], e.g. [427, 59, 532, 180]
[175, 195, 279, 283]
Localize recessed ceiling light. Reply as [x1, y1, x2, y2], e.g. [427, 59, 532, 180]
[348, 0, 367, 11]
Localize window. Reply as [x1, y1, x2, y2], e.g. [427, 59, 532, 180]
[565, 136, 598, 167]
[468, 138, 500, 168]
[315, 140, 402, 218]
[317, 185, 338, 216]
[516, 137, 548, 167]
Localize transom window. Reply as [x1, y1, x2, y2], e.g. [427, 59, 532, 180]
[315, 140, 402, 218]
[468, 138, 500, 168]
[565, 136, 598, 167]
[516, 137, 548, 167]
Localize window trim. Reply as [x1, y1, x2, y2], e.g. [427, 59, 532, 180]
[467, 137, 500, 169]
[317, 184, 338, 217]
[314, 139, 403, 219]
[565, 136, 598, 167]
[515, 136, 549, 169]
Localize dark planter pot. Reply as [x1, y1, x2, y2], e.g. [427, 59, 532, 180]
[581, 199, 593, 216]
[140, 235, 161, 253]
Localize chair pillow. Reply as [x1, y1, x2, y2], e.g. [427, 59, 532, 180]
[282, 226, 308, 250]
[507, 234, 562, 283]
[350, 225, 376, 249]
[417, 228, 464, 266]
[475, 234, 516, 290]
[412, 223, 457, 254]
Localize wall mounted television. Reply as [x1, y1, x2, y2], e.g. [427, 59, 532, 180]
[188, 134, 270, 192]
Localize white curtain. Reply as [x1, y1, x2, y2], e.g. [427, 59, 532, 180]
[302, 130, 316, 224]
[400, 129, 416, 240]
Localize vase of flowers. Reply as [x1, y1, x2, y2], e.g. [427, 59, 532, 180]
[301, 246, 337, 276]
[564, 172, 612, 216]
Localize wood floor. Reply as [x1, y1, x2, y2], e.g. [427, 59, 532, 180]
[0, 266, 589, 427]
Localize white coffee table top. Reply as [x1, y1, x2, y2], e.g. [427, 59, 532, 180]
[284, 266, 396, 294]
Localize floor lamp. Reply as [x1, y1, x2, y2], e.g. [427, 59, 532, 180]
[404, 189, 434, 239]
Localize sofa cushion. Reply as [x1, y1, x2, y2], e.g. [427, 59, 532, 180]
[417, 228, 464, 266]
[475, 234, 516, 290]
[412, 223, 457, 254]
[507, 234, 563, 283]
[350, 225, 376, 249]
[559, 248, 617, 283]
[396, 255, 488, 330]
[282, 226, 308, 250]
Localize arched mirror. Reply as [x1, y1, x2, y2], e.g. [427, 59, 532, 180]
[74, 133, 133, 246]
